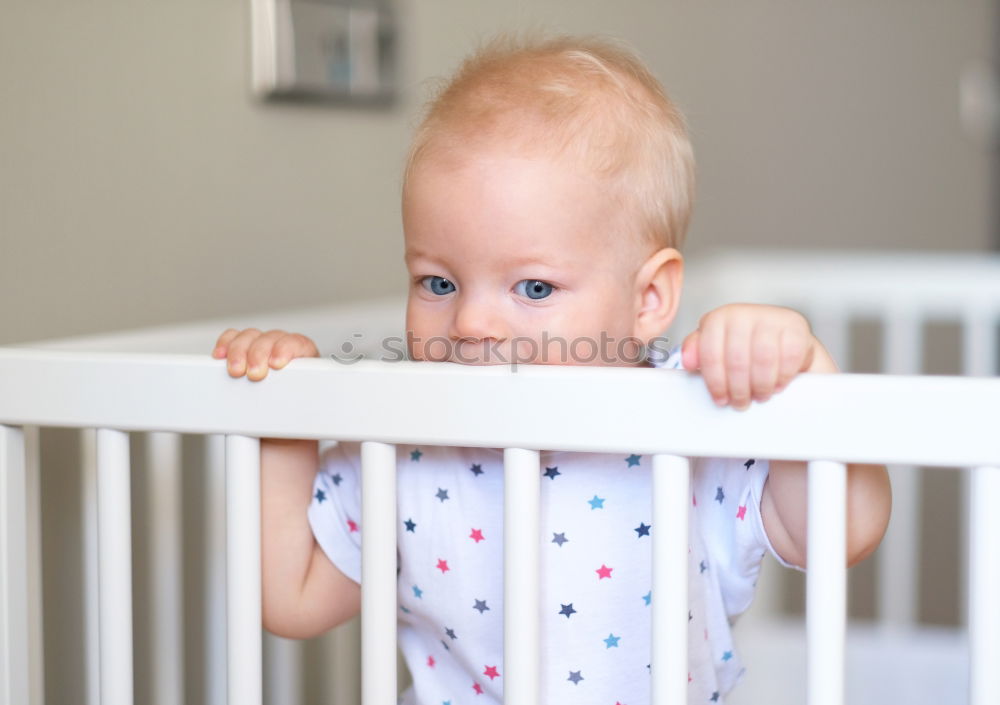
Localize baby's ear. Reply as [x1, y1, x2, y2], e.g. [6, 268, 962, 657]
[633, 247, 684, 344]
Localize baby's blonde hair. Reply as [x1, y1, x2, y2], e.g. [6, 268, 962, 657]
[403, 33, 696, 250]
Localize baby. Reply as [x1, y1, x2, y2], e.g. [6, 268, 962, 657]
[213, 35, 890, 704]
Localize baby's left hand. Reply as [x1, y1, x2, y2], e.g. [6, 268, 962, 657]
[681, 303, 838, 410]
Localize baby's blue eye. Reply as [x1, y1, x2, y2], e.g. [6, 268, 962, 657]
[422, 276, 456, 296]
[516, 279, 554, 300]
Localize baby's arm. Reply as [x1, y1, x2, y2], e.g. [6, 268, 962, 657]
[213, 329, 361, 638]
[682, 304, 892, 569]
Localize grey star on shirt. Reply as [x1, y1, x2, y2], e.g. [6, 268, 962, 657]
[552, 532, 568, 547]
[473, 599, 489, 614]
[567, 671, 583, 685]
[436, 488, 449, 502]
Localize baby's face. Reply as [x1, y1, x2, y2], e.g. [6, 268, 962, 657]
[403, 148, 652, 367]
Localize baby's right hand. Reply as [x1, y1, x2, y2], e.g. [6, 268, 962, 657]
[212, 328, 319, 381]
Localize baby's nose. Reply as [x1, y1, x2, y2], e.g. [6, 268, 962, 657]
[450, 296, 508, 343]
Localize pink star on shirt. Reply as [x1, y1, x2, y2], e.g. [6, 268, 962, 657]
[484, 665, 500, 680]
[736, 505, 747, 520]
[470, 528, 485, 543]
[427, 656, 435, 668]
[472, 682, 483, 695]
[596, 564, 613, 579]
[437, 559, 450, 573]
[347, 519, 358, 532]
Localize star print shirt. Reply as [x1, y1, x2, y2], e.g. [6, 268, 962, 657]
[308, 355, 790, 705]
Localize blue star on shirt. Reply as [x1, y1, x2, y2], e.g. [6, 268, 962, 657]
[643, 591, 652, 606]
[436, 488, 449, 502]
[710, 692, 720, 702]
[404, 518, 416, 532]
[412, 585, 423, 598]
[331, 473, 342, 486]
[744, 458, 755, 470]
[634, 522, 650, 537]
[552, 532, 568, 547]
[411, 448, 423, 461]
[314, 489, 326, 503]
[568, 671, 583, 685]
[588, 495, 605, 510]
[559, 603, 577, 618]
[625, 453, 641, 467]
[722, 650, 733, 662]
[543, 466, 561, 480]
[473, 599, 490, 614]
[603, 633, 621, 648]
[715, 486, 725, 504]
[700, 560, 708, 574]
[470, 463, 483, 476]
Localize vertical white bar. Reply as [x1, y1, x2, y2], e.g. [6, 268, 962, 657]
[226, 435, 262, 705]
[969, 465, 1000, 705]
[146, 432, 184, 705]
[82, 429, 100, 705]
[650, 454, 689, 705]
[1, 425, 30, 705]
[264, 633, 304, 705]
[205, 434, 227, 705]
[97, 428, 134, 705]
[24, 426, 45, 705]
[960, 311, 997, 627]
[806, 460, 846, 705]
[878, 308, 922, 627]
[361, 441, 397, 705]
[503, 448, 540, 705]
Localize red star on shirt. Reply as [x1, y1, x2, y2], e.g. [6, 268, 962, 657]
[472, 682, 483, 694]
[736, 505, 747, 520]
[470, 528, 485, 543]
[427, 656, 435, 668]
[484, 665, 500, 680]
[596, 564, 613, 579]
[436, 559, 450, 573]
[347, 519, 358, 532]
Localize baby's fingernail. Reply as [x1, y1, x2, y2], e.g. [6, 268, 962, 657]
[272, 357, 287, 368]
[714, 396, 728, 406]
[249, 366, 265, 378]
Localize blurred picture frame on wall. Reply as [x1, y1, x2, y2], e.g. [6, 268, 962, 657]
[250, 0, 396, 104]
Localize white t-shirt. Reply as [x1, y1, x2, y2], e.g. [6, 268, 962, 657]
[308, 353, 785, 705]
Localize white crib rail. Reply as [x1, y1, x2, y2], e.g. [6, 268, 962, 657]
[1, 348, 999, 705]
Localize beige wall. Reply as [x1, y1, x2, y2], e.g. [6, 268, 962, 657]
[1, 1, 994, 346]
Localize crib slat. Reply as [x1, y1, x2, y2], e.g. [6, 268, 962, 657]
[650, 454, 689, 705]
[205, 435, 228, 705]
[1, 425, 30, 705]
[146, 432, 184, 705]
[24, 426, 44, 705]
[226, 435, 263, 705]
[361, 441, 397, 705]
[806, 460, 846, 705]
[81, 429, 100, 705]
[97, 428, 134, 705]
[879, 308, 922, 628]
[969, 465, 1000, 705]
[504, 448, 540, 705]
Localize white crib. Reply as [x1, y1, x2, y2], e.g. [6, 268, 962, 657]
[1, 249, 998, 705]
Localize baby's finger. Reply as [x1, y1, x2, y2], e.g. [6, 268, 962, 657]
[212, 328, 241, 358]
[224, 328, 264, 377]
[271, 333, 320, 369]
[696, 316, 729, 406]
[680, 330, 701, 371]
[723, 319, 754, 410]
[750, 325, 781, 402]
[774, 330, 808, 393]
[245, 330, 289, 381]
